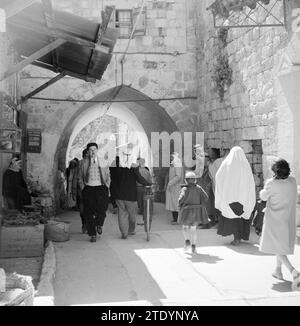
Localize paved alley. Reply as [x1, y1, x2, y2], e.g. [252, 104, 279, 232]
[53, 203, 300, 306]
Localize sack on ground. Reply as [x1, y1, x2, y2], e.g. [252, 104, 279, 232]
[44, 220, 70, 242]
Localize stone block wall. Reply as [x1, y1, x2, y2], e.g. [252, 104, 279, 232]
[17, 0, 300, 200]
[20, 0, 199, 197]
[196, 0, 294, 187]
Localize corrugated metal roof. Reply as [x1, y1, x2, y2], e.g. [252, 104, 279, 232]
[5, 2, 117, 82]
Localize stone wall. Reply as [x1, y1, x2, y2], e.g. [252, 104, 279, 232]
[20, 0, 199, 197]
[0, 33, 20, 208]
[15, 0, 300, 202]
[196, 0, 296, 187]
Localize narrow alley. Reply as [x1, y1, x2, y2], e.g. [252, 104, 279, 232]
[53, 203, 300, 306]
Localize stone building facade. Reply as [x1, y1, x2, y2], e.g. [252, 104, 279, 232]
[19, 0, 199, 202]
[1, 0, 300, 209]
[196, 0, 300, 194]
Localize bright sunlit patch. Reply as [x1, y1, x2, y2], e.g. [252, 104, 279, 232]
[133, 248, 222, 301]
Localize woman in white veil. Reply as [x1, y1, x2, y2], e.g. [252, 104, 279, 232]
[215, 146, 256, 245]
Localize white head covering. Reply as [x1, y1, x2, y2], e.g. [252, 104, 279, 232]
[171, 152, 182, 168]
[215, 146, 256, 220]
[194, 145, 207, 178]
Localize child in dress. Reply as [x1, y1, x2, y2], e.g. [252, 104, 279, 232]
[178, 171, 209, 254]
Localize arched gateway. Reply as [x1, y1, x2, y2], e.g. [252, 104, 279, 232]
[53, 85, 179, 209]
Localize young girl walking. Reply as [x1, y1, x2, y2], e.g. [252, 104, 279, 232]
[178, 171, 209, 254]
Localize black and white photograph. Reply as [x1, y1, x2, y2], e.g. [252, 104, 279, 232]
[0, 0, 300, 311]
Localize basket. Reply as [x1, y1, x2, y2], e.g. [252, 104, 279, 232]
[44, 220, 70, 242]
[0, 272, 35, 306]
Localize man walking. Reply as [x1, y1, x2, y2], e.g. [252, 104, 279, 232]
[112, 152, 151, 239]
[78, 142, 110, 242]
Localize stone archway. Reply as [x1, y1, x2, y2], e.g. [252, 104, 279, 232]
[53, 85, 179, 208]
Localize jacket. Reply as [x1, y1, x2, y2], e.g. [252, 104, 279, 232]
[112, 167, 151, 202]
[78, 157, 111, 190]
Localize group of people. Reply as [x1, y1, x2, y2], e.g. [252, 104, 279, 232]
[170, 145, 300, 291]
[74, 142, 152, 242]
[165, 146, 225, 228]
[2, 143, 300, 291]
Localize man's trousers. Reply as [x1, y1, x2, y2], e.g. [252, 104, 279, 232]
[116, 200, 136, 238]
[82, 185, 109, 236]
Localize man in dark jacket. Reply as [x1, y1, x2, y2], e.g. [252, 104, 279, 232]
[111, 156, 151, 239]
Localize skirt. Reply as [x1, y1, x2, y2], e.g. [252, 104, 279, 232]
[217, 215, 251, 240]
[178, 206, 209, 226]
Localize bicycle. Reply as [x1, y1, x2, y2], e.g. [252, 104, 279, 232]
[143, 185, 154, 241]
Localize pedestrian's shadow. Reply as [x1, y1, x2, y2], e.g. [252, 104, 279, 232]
[271, 280, 293, 293]
[185, 252, 223, 264]
[225, 242, 273, 256]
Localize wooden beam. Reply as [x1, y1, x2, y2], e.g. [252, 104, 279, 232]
[4, 0, 37, 19]
[21, 73, 65, 103]
[41, 0, 59, 68]
[87, 6, 114, 75]
[30, 60, 97, 83]
[101, 6, 115, 33]
[0, 38, 66, 81]
[28, 60, 59, 73]
[7, 20, 111, 54]
[87, 24, 102, 76]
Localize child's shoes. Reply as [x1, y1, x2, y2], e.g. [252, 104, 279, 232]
[184, 239, 191, 251]
[191, 244, 197, 254]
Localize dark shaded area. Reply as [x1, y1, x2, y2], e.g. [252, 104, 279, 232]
[5, 2, 117, 81]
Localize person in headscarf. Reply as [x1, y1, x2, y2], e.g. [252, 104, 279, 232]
[259, 158, 300, 291]
[215, 146, 256, 245]
[178, 171, 208, 254]
[2, 157, 31, 210]
[165, 152, 184, 225]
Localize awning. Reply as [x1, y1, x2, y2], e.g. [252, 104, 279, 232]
[0, 1, 118, 99]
